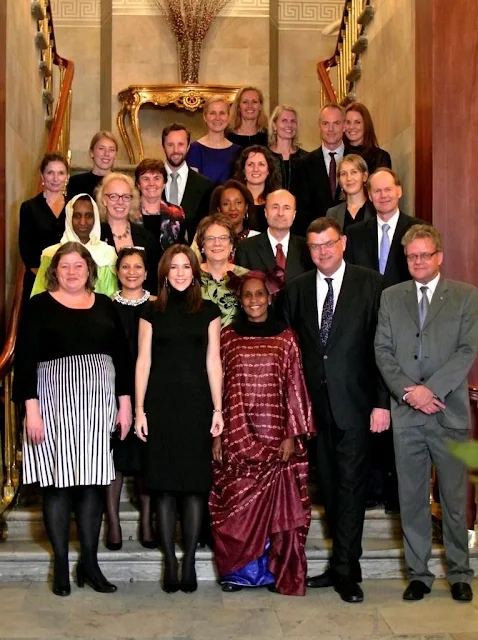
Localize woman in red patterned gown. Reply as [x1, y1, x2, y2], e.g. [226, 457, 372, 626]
[210, 271, 316, 596]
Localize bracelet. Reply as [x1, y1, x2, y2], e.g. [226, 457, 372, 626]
[212, 409, 222, 414]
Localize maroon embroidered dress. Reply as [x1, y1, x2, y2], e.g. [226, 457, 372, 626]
[210, 321, 316, 596]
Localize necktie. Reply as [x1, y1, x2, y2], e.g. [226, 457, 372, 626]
[275, 243, 286, 270]
[320, 278, 334, 346]
[328, 152, 337, 197]
[169, 172, 179, 205]
[378, 223, 390, 275]
[419, 286, 429, 328]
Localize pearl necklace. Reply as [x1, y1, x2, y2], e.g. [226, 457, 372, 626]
[113, 290, 150, 306]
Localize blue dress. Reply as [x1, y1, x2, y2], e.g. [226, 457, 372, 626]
[186, 141, 241, 185]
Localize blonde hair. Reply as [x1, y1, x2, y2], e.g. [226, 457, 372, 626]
[268, 105, 301, 149]
[203, 95, 230, 115]
[401, 224, 441, 251]
[337, 154, 369, 201]
[228, 86, 268, 133]
[89, 131, 119, 152]
[96, 172, 140, 223]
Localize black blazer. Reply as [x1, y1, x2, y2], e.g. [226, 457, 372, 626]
[291, 147, 352, 237]
[175, 169, 213, 242]
[234, 232, 312, 284]
[344, 211, 423, 288]
[346, 145, 392, 175]
[284, 264, 389, 430]
[100, 222, 159, 292]
[326, 200, 376, 232]
[19, 192, 66, 299]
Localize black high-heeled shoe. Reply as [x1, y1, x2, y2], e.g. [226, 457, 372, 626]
[52, 580, 71, 597]
[105, 525, 122, 551]
[76, 562, 117, 593]
[139, 524, 158, 549]
[180, 564, 197, 593]
[162, 560, 180, 593]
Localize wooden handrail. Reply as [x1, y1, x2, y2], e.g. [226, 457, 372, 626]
[0, 4, 74, 379]
[317, 57, 337, 104]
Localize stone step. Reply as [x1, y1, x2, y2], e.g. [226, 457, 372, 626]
[4, 503, 402, 543]
[0, 538, 477, 583]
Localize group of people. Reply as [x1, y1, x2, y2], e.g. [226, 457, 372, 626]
[14, 88, 478, 605]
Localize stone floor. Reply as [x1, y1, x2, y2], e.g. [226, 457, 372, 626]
[0, 579, 477, 639]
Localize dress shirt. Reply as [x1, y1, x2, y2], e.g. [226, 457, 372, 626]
[376, 209, 400, 250]
[322, 143, 345, 174]
[267, 230, 290, 257]
[415, 273, 440, 304]
[316, 260, 346, 328]
[165, 162, 189, 205]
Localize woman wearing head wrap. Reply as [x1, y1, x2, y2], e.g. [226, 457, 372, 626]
[31, 194, 117, 297]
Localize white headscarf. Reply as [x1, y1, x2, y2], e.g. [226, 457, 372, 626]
[60, 193, 116, 267]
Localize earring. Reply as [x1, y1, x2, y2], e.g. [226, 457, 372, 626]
[190, 277, 196, 287]
[165, 277, 170, 289]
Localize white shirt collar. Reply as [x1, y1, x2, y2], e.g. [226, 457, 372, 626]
[316, 259, 346, 283]
[166, 162, 188, 181]
[415, 273, 440, 298]
[267, 230, 290, 255]
[377, 209, 400, 234]
[322, 143, 345, 159]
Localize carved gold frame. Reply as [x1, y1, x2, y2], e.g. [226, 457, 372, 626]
[117, 84, 241, 164]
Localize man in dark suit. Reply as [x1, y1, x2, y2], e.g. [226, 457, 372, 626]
[162, 123, 213, 243]
[375, 224, 478, 602]
[344, 168, 420, 287]
[235, 189, 311, 284]
[345, 167, 422, 512]
[284, 217, 390, 603]
[292, 104, 350, 236]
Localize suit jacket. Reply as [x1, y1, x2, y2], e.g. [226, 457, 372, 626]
[344, 211, 423, 287]
[177, 169, 213, 243]
[284, 264, 389, 430]
[291, 147, 352, 237]
[234, 232, 312, 283]
[375, 277, 478, 430]
[326, 201, 376, 232]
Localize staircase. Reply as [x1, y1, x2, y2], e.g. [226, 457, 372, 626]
[1, 481, 477, 583]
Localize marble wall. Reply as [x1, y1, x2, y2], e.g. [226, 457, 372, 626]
[355, 0, 416, 213]
[5, 2, 49, 306]
[52, 0, 346, 165]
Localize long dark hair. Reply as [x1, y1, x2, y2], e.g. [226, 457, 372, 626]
[233, 145, 280, 204]
[155, 244, 203, 314]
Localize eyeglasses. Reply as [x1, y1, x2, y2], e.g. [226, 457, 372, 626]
[307, 237, 341, 251]
[105, 193, 132, 203]
[405, 251, 439, 263]
[204, 235, 231, 244]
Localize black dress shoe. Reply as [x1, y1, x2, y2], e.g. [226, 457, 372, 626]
[334, 576, 364, 603]
[76, 563, 117, 593]
[451, 582, 473, 602]
[384, 501, 400, 515]
[180, 565, 197, 593]
[365, 499, 382, 510]
[105, 526, 123, 551]
[221, 583, 243, 592]
[306, 568, 335, 588]
[403, 580, 431, 601]
[162, 561, 179, 593]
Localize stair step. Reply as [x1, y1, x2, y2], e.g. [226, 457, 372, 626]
[0, 538, 477, 583]
[4, 504, 401, 542]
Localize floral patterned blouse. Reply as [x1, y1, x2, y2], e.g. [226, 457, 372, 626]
[200, 265, 249, 328]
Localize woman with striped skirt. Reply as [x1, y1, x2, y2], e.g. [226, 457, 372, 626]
[14, 242, 132, 596]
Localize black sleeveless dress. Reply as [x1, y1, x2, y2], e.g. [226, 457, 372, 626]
[140, 290, 221, 492]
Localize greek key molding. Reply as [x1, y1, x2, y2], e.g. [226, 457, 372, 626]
[52, 0, 344, 27]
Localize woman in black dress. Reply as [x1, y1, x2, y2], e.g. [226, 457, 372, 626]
[14, 242, 132, 596]
[268, 105, 308, 195]
[135, 244, 223, 593]
[105, 248, 157, 550]
[227, 86, 269, 148]
[344, 102, 392, 174]
[19, 152, 69, 300]
[97, 172, 159, 291]
[233, 146, 280, 232]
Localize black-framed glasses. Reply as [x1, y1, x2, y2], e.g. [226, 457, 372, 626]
[307, 237, 341, 251]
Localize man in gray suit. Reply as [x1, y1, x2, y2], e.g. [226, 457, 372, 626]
[375, 224, 478, 602]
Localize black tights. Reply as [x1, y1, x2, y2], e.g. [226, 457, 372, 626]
[156, 492, 204, 581]
[43, 485, 106, 584]
[105, 473, 154, 544]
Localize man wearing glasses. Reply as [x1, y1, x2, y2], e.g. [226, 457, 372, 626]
[375, 224, 478, 602]
[284, 217, 390, 603]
